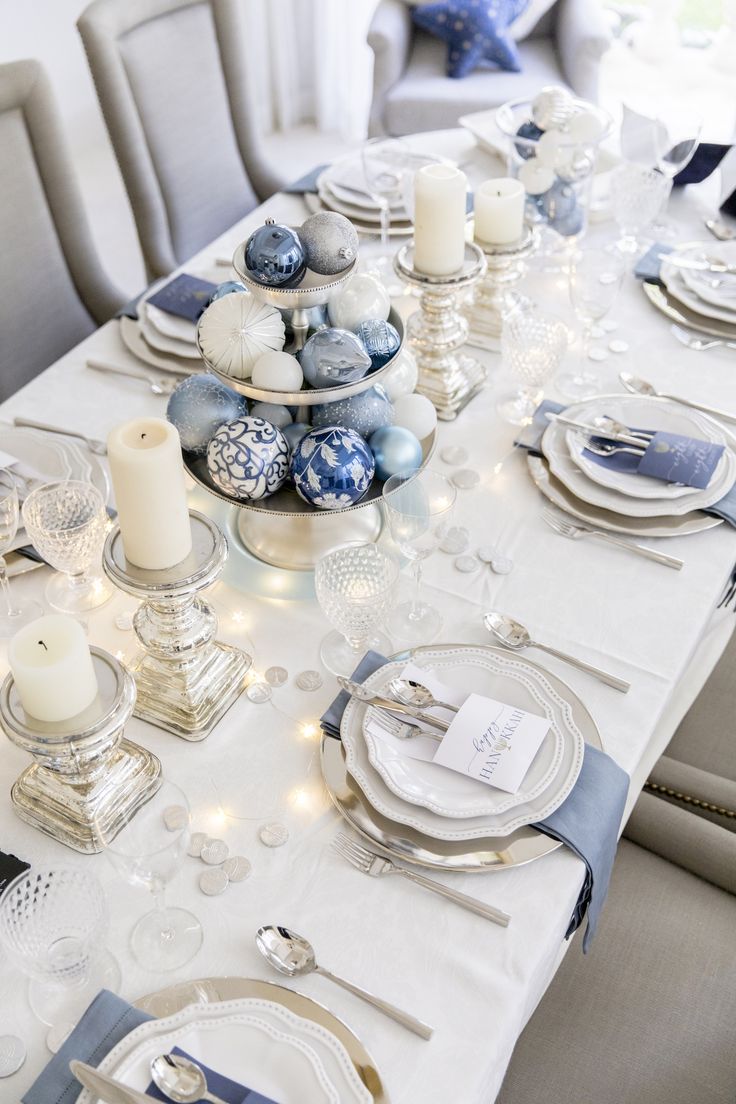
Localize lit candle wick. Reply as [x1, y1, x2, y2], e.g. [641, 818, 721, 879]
[38, 640, 48, 652]
[140, 432, 147, 441]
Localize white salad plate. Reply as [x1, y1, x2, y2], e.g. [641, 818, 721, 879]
[662, 256, 736, 324]
[138, 304, 200, 359]
[143, 301, 199, 344]
[678, 241, 736, 308]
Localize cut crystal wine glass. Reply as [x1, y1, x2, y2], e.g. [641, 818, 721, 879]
[22, 480, 113, 613]
[0, 471, 42, 635]
[315, 542, 399, 676]
[498, 308, 569, 424]
[0, 866, 121, 1052]
[557, 249, 625, 400]
[611, 163, 670, 256]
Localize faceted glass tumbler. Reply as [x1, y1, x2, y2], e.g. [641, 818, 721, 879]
[22, 480, 113, 613]
[498, 308, 568, 425]
[315, 542, 399, 676]
[611, 163, 670, 256]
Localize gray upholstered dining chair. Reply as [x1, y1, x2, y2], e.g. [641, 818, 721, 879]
[495, 789, 736, 1104]
[0, 59, 124, 401]
[77, 0, 287, 280]
[367, 0, 611, 137]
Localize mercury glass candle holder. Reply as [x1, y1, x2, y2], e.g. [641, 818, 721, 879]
[462, 225, 540, 351]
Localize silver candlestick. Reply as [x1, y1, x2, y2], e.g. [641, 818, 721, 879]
[394, 241, 487, 421]
[103, 510, 251, 741]
[0, 648, 161, 854]
[462, 225, 540, 352]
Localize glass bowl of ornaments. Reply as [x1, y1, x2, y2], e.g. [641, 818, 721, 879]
[496, 86, 612, 259]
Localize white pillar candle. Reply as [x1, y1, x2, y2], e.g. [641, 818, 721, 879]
[9, 615, 98, 723]
[474, 178, 526, 245]
[413, 163, 467, 276]
[108, 418, 192, 571]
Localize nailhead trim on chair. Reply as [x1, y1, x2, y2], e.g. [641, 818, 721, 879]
[644, 780, 735, 819]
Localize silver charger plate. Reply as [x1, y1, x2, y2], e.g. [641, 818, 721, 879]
[642, 281, 736, 339]
[321, 644, 601, 873]
[133, 977, 388, 1102]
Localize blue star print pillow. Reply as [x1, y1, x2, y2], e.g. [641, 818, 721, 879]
[412, 0, 529, 78]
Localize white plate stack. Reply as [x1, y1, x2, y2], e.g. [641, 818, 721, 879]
[659, 242, 736, 337]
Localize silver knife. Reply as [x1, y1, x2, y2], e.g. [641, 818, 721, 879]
[70, 1061, 160, 1104]
[659, 253, 736, 275]
[545, 413, 646, 450]
[337, 677, 450, 732]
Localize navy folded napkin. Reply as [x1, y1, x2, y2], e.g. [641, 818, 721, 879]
[146, 1047, 276, 1104]
[673, 142, 730, 187]
[283, 164, 330, 194]
[147, 273, 218, 322]
[321, 652, 629, 951]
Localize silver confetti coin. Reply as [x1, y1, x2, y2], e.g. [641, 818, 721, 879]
[452, 468, 480, 490]
[477, 545, 496, 564]
[259, 821, 289, 847]
[187, 831, 208, 858]
[0, 1036, 25, 1077]
[440, 445, 469, 466]
[609, 339, 629, 354]
[246, 681, 272, 704]
[201, 838, 229, 865]
[163, 805, 188, 831]
[114, 611, 134, 631]
[440, 526, 470, 555]
[587, 346, 608, 362]
[491, 555, 514, 575]
[223, 855, 252, 881]
[265, 666, 288, 687]
[200, 868, 229, 896]
[296, 670, 323, 692]
[454, 554, 478, 574]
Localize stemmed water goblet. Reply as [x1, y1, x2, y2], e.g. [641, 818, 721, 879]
[0, 470, 43, 635]
[315, 541, 399, 676]
[361, 137, 410, 295]
[498, 307, 569, 425]
[556, 249, 625, 401]
[98, 779, 203, 972]
[382, 468, 456, 645]
[611, 163, 671, 257]
[22, 480, 113, 613]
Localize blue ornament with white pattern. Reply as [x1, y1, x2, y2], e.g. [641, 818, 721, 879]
[412, 0, 527, 79]
[355, 319, 401, 372]
[244, 220, 306, 287]
[206, 416, 289, 500]
[166, 372, 248, 455]
[300, 328, 372, 388]
[208, 280, 247, 305]
[291, 426, 375, 510]
[312, 385, 394, 439]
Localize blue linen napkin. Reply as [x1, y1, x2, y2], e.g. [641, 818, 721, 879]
[321, 653, 629, 951]
[146, 1047, 275, 1104]
[282, 164, 330, 194]
[633, 241, 673, 284]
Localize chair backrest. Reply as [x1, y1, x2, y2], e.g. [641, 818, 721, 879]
[78, 0, 269, 278]
[0, 59, 123, 401]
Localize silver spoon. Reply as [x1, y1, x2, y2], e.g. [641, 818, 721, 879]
[12, 416, 108, 455]
[255, 925, 433, 1039]
[151, 1054, 226, 1104]
[619, 371, 736, 424]
[483, 611, 630, 693]
[590, 415, 653, 443]
[670, 325, 736, 353]
[86, 358, 179, 396]
[387, 677, 459, 714]
[584, 440, 645, 458]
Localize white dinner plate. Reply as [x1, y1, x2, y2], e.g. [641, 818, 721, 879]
[2, 426, 109, 504]
[341, 646, 584, 838]
[118, 316, 200, 375]
[143, 301, 199, 344]
[671, 241, 736, 310]
[662, 258, 736, 325]
[138, 304, 200, 358]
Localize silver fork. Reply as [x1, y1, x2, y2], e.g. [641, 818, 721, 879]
[371, 708, 441, 742]
[13, 417, 107, 455]
[332, 833, 510, 927]
[542, 509, 683, 570]
[671, 324, 736, 353]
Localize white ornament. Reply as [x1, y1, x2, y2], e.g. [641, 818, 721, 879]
[531, 85, 574, 131]
[197, 292, 285, 380]
[518, 158, 556, 196]
[250, 402, 293, 428]
[381, 348, 418, 401]
[251, 350, 303, 392]
[328, 272, 390, 331]
[566, 109, 605, 144]
[392, 392, 437, 440]
[535, 129, 563, 167]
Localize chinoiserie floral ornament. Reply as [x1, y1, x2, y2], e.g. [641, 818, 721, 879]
[197, 292, 286, 380]
[244, 220, 306, 286]
[291, 426, 375, 509]
[299, 328, 372, 388]
[299, 211, 359, 276]
[166, 373, 248, 455]
[207, 416, 290, 500]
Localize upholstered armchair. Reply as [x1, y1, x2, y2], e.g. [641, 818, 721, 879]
[367, 0, 611, 137]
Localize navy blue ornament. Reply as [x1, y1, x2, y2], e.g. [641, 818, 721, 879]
[166, 373, 248, 455]
[206, 416, 289, 500]
[514, 120, 544, 159]
[312, 385, 394, 439]
[355, 319, 401, 372]
[244, 219, 306, 287]
[299, 212, 359, 276]
[300, 328, 372, 389]
[412, 0, 526, 79]
[539, 180, 577, 221]
[291, 426, 375, 510]
[282, 422, 312, 454]
[369, 425, 422, 481]
[208, 280, 247, 305]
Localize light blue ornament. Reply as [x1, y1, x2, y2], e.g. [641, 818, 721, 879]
[369, 425, 422, 481]
[244, 219, 306, 287]
[208, 280, 247, 305]
[300, 328, 372, 389]
[207, 416, 289, 500]
[282, 422, 312, 454]
[250, 401, 293, 428]
[291, 426, 375, 510]
[299, 212, 359, 276]
[539, 179, 576, 221]
[355, 319, 401, 372]
[312, 385, 394, 439]
[166, 373, 248, 455]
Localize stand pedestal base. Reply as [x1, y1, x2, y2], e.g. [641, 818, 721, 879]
[462, 227, 539, 352]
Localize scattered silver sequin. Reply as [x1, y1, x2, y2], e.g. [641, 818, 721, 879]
[265, 666, 288, 687]
[259, 821, 289, 847]
[115, 612, 134, 631]
[609, 339, 628, 354]
[454, 554, 478, 574]
[246, 681, 272, 704]
[601, 319, 617, 332]
[187, 831, 208, 858]
[587, 346, 608, 362]
[163, 805, 188, 831]
[200, 868, 229, 896]
[589, 324, 605, 339]
[0, 1036, 25, 1078]
[296, 670, 323, 692]
[440, 445, 468, 465]
[201, 838, 229, 865]
[223, 855, 252, 881]
[477, 545, 514, 574]
[452, 469, 480, 490]
[440, 526, 471, 554]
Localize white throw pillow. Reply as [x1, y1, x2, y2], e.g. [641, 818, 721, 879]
[509, 0, 558, 40]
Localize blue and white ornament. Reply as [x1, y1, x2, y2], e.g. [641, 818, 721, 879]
[244, 219, 306, 287]
[300, 328, 372, 389]
[369, 425, 423, 481]
[355, 319, 401, 372]
[291, 427, 375, 510]
[299, 212, 359, 276]
[166, 373, 248, 455]
[514, 120, 543, 159]
[206, 416, 289, 500]
[208, 280, 247, 304]
[328, 273, 390, 331]
[282, 422, 312, 455]
[250, 401, 293, 428]
[312, 385, 394, 439]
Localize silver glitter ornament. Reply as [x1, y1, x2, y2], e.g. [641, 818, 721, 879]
[299, 212, 359, 276]
[200, 868, 229, 896]
[311, 385, 394, 439]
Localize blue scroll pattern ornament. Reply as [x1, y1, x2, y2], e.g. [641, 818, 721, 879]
[291, 426, 375, 510]
[207, 416, 289, 500]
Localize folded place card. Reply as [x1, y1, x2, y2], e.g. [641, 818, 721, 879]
[147, 273, 218, 322]
[432, 693, 550, 793]
[584, 430, 724, 489]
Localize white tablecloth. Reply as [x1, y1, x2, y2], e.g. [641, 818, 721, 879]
[2, 131, 735, 1104]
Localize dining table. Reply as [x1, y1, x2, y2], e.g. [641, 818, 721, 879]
[2, 128, 736, 1104]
